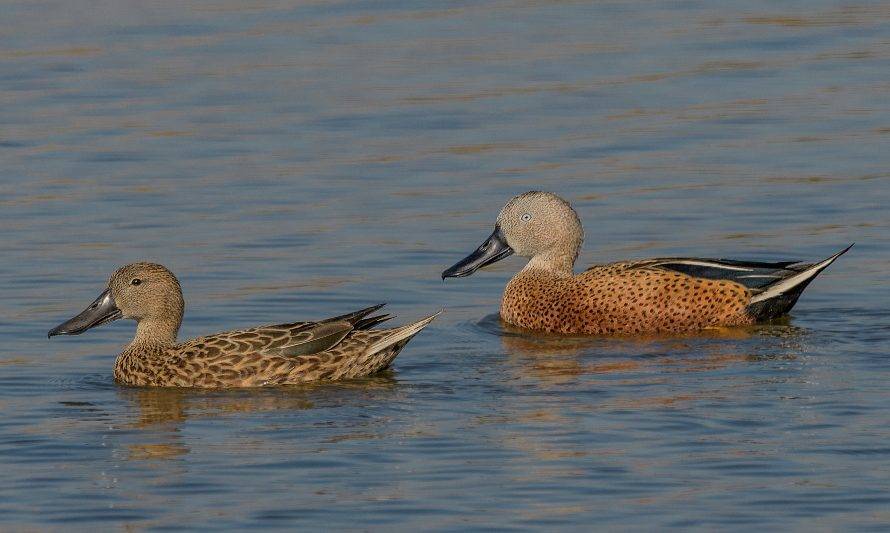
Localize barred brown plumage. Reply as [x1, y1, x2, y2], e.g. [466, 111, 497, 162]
[48, 263, 439, 387]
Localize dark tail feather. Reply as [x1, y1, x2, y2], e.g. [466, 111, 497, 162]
[354, 314, 393, 330]
[323, 304, 387, 326]
[747, 244, 852, 321]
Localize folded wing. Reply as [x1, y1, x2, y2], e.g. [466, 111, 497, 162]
[183, 304, 391, 358]
[259, 304, 390, 358]
[642, 244, 852, 320]
[645, 257, 806, 290]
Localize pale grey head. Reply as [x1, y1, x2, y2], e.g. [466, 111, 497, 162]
[442, 191, 584, 278]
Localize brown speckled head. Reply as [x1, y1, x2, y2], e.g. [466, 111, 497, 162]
[109, 263, 185, 344]
[109, 263, 184, 322]
[47, 262, 185, 344]
[497, 191, 583, 275]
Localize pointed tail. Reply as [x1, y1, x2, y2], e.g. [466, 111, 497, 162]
[747, 244, 852, 320]
[323, 304, 386, 326]
[354, 314, 393, 330]
[367, 310, 442, 355]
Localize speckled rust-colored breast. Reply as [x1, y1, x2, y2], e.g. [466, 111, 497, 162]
[500, 262, 754, 335]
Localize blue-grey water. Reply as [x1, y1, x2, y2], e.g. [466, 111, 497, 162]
[1, 1, 889, 530]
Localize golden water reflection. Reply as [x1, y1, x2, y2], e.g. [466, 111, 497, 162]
[497, 317, 806, 402]
[116, 374, 400, 461]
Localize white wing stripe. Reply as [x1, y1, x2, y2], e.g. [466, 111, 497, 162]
[748, 252, 841, 304]
[654, 260, 753, 272]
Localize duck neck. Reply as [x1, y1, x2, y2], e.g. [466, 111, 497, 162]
[522, 249, 576, 277]
[131, 317, 180, 351]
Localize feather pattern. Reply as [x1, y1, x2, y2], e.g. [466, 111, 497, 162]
[443, 191, 851, 335]
[633, 244, 852, 322]
[46, 262, 439, 388]
[114, 304, 440, 388]
[641, 258, 810, 290]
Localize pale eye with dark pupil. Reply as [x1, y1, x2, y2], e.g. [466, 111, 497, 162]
[520, 213, 532, 222]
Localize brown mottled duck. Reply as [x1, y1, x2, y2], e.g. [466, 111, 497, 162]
[49, 263, 439, 387]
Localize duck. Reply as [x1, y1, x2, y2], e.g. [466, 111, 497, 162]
[48, 262, 439, 387]
[442, 191, 851, 335]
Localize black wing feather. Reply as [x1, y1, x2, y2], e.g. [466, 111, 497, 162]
[645, 258, 810, 290]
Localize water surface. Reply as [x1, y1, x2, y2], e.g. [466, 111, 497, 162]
[1, 0, 889, 530]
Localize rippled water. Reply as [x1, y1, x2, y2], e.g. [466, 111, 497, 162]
[1, 0, 889, 529]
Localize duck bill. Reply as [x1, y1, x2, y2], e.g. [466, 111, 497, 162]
[442, 225, 514, 279]
[47, 288, 123, 338]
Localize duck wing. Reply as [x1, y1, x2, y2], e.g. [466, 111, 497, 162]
[637, 245, 852, 320]
[183, 304, 392, 359]
[260, 303, 391, 358]
[639, 257, 806, 290]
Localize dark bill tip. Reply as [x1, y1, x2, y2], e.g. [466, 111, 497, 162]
[47, 288, 123, 338]
[442, 225, 514, 279]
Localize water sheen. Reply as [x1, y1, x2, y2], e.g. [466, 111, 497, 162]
[1, 0, 889, 530]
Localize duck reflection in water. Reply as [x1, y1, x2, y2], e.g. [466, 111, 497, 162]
[116, 374, 400, 461]
[475, 318, 808, 494]
[495, 316, 806, 400]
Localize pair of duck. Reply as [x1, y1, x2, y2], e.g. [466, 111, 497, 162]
[49, 191, 851, 388]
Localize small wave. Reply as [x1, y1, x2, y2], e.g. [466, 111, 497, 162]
[46, 373, 116, 391]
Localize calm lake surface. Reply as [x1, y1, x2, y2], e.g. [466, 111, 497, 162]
[1, 0, 889, 530]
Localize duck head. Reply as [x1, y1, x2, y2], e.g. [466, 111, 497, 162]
[442, 191, 583, 278]
[48, 262, 184, 343]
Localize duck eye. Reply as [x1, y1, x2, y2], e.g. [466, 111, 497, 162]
[130, 278, 142, 286]
[520, 213, 532, 222]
